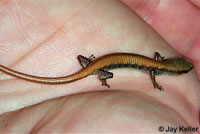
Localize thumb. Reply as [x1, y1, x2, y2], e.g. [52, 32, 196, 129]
[190, 0, 200, 8]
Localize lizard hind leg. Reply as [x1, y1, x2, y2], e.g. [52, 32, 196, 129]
[97, 70, 113, 88]
[77, 54, 95, 68]
[154, 52, 165, 61]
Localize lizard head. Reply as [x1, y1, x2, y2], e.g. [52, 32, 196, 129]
[165, 58, 193, 74]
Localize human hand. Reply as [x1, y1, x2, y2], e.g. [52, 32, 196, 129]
[0, 0, 199, 133]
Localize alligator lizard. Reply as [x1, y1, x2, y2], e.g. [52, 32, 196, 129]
[0, 52, 193, 91]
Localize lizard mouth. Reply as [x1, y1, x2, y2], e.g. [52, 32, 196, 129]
[184, 66, 193, 73]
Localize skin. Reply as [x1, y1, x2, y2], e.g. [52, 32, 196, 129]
[0, 0, 200, 133]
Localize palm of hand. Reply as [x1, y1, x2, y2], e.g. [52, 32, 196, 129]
[0, 0, 199, 133]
